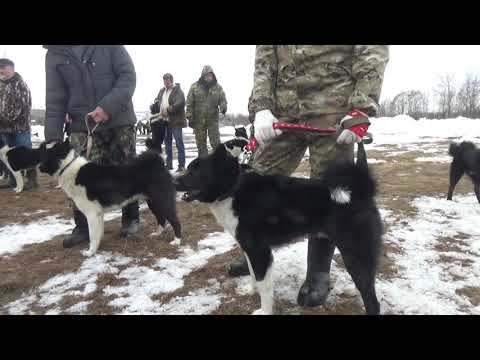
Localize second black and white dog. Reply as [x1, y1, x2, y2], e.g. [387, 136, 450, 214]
[0, 144, 43, 192]
[174, 140, 383, 315]
[38, 139, 182, 256]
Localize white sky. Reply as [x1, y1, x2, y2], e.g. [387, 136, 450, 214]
[1, 45, 480, 114]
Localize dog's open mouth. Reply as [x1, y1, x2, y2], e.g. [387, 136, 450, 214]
[181, 190, 201, 202]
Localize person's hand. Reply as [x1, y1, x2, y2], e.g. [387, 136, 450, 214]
[254, 110, 282, 146]
[150, 102, 160, 114]
[336, 110, 370, 145]
[88, 106, 110, 124]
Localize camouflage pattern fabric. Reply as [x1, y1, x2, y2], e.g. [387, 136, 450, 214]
[193, 118, 221, 158]
[249, 45, 389, 129]
[70, 125, 136, 165]
[186, 65, 227, 157]
[0, 73, 32, 133]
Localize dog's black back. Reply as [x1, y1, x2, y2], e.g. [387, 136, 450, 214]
[6, 146, 44, 171]
[77, 151, 173, 206]
[448, 141, 480, 202]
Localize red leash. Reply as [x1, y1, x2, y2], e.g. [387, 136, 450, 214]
[244, 122, 337, 152]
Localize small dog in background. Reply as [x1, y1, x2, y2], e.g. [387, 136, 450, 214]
[448, 141, 480, 202]
[0, 144, 43, 193]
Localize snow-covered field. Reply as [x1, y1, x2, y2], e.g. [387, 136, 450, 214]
[2, 115, 480, 315]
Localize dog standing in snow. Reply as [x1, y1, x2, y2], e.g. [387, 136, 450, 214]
[174, 140, 383, 315]
[38, 139, 182, 256]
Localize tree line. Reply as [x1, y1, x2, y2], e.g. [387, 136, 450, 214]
[379, 74, 480, 119]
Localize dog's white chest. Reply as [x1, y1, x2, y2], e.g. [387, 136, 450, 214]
[209, 198, 239, 237]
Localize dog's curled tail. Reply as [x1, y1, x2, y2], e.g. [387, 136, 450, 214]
[323, 161, 376, 204]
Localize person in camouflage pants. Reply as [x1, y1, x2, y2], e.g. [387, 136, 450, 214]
[186, 65, 227, 158]
[44, 45, 139, 249]
[229, 45, 389, 309]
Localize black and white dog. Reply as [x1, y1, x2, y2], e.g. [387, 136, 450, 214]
[0, 144, 43, 193]
[38, 139, 182, 256]
[448, 141, 480, 203]
[174, 141, 383, 315]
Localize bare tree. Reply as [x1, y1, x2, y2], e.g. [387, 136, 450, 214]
[456, 73, 480, 118]
[435, 74, 457, 118]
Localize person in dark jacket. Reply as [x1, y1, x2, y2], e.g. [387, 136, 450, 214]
[43, 45, 140, 248]
[151, 73, 186, 172]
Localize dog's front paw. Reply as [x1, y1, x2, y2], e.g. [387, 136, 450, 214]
[170, 238, 181, 246]
[81, 249, 96, 257]
[14, 187, 23, 193]
[252, 308, 271, 315]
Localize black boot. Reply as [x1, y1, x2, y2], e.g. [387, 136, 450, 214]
[24, 168, 39, 190]
[297, 234, 335, 307]
[121, 201, 140, 238]
[63, 208, 89, 248]
[227, 255, 250, 277]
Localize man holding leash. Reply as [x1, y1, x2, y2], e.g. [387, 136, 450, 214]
[228, 45, 389, 308]
[44, 45, 140, 248]
[0, 58, 38, 191]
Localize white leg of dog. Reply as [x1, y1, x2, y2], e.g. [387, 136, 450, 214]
[245, 253, 275, 315]
[252, 265, 274, 315]
[82, 209, 104, 257]
[244, 254, 257, 296]
[12, 171, 24, 193]
[0, 153, 24, 193]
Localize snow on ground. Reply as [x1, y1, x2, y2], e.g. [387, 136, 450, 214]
[234, 196, 480, 315]
[5, 119, 480, 314]
[0, 205, 147, 257]
[6, 232, 235, 315]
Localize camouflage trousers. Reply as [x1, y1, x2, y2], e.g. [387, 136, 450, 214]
[193, 118, 221, 158]
[70, 125, 137, 164]
[69, 126, 139, 227]
[251, 113, 353, 179]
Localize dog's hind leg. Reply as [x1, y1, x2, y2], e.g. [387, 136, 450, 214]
[336, 232, 381, 315]
[81, 207, 104, 257]
[447, 160, 464, 200]
[149, 194, 182, 246]
[242, 244, 274, 315]
[147, 199, 167, 236]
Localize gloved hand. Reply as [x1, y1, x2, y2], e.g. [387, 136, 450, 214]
[150, 101, 160, 115]
[254, 109, 282, 146]
[336, 110, 370, 145]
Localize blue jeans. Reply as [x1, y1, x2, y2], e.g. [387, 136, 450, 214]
[165, 127, 185, 168]
[0, 132, 32, 149]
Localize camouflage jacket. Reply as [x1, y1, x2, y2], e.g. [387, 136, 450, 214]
[186, 66, 227, 125]
[0, 72, 32, 133]
[249, 45, 389, 128]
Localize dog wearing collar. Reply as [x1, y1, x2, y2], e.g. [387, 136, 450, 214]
[174, 140, 383, 315]
[38, 139, 182, 256]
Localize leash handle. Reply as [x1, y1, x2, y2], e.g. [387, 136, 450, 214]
[273, 122, 338, 134]
[84, 115, 100, 159]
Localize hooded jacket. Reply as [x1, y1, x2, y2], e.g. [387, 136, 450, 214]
[185, 65, 227, 126]
[0, 72, 32, 133]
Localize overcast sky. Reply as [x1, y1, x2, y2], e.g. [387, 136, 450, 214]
[1, 45, 480, 114]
